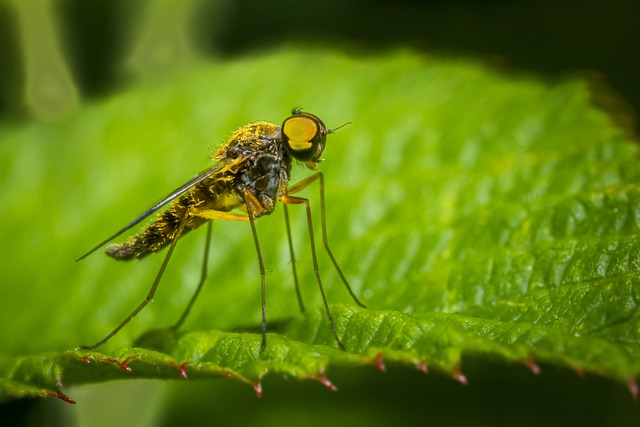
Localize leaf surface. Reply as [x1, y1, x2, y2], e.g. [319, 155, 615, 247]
[1, 49, 638, 401]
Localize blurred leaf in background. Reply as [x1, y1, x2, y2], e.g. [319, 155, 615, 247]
[1, 0, 640, 426]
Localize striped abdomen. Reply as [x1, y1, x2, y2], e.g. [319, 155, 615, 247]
[106, 179, 241, 260]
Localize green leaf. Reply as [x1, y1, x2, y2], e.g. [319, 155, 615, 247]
[1, 48, 639, 402]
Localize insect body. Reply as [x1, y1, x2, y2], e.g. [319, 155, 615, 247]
[78, 110, 364, 351]
[106, 121, 286, 260]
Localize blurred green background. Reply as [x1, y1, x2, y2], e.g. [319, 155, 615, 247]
[0, 0, 639, 122]
[1, 0, 639, 426]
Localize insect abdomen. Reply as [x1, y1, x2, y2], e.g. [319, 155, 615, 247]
[106, 194, 205, 260]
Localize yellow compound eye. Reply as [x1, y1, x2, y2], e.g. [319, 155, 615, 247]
[283, 116, 318, 151]
[282, 111, 327, 162]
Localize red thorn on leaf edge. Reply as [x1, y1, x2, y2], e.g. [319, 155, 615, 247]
[253, 377, 263, 398]
[526, 357, 541, 375]
[177, 362, 189, 379]
[94, 356, 134, 371]
[453, 368, 468, 386]
[627, 378, 638, 400]
[225, 371, 234, 379]
[372, 353, 387, 373]
[314, 369, 338, 392]
[83, 356, 91, 364]
[56, 390, 76, 404]
[115, 357, 134, 372]
[417, 361, 429, 374]
[572, 365, 586, 378]
[44, 390, 76, 404]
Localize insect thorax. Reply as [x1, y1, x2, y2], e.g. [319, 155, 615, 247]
[217, 121, 293, 217]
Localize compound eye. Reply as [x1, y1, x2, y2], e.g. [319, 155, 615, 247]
[282, 113, 326, 161]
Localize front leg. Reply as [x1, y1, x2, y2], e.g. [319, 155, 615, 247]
[192, 209, 249, 222]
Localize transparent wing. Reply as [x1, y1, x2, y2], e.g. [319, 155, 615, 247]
[76, 163, 226, 261]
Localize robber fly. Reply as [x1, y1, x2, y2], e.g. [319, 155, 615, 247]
[77, 109, 365, 351]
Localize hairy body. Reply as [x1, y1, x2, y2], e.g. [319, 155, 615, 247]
[106, 122, 292, 260]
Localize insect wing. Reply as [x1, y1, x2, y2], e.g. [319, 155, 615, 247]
[76, 164, 226, 261]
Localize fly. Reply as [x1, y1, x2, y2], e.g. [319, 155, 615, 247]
[77, 109, 365, 351]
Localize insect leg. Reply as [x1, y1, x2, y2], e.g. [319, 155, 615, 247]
[171, 220, 213, 331]
[79, 208, 191, 350]
[287, 172, 366, 308]
[280, 194, 346, 351]
[283, 204, 305, 313]
[246, 205, 268, 351]
[194, 210, 250, 221]
[240, 188, 269, 351]
[171, 209, 251, 330]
